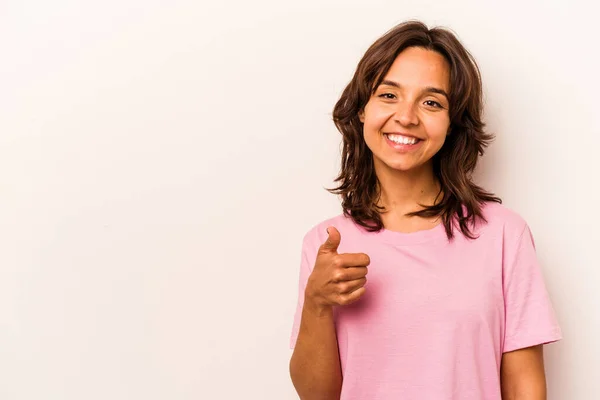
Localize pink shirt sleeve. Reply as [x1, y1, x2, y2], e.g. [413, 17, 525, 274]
[502, 224, 563, 353]
[290, 234, 315, 349]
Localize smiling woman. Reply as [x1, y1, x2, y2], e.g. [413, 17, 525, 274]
[360, 48, 451, 173]
[330, 21, 498, 238]
[289, 20, 562, 400]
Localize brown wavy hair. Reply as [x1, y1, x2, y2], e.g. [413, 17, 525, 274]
[327, 20, 501, 240]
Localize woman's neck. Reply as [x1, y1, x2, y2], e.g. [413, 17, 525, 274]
[375, 160, 442, 216]
[375, 159, 441, 231]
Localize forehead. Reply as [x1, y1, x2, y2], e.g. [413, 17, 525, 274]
[381, 47, 450, 91]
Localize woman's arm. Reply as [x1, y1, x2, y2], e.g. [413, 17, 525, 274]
[289, 299, 342, 400]
[290, 227, 368, 399]
[500, 344, 547, 400]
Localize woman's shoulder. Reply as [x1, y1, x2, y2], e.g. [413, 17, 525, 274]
[477, 201, 530, 237]
[300, 213, 356, 246]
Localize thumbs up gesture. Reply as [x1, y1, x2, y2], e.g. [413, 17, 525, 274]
[304, 226, 370, 311]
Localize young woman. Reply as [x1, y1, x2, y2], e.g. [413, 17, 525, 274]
[289, 20, 562, 400]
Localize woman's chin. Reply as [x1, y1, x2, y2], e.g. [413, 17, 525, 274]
[382, 160, 417, 172]
[375, 156, 430, 174]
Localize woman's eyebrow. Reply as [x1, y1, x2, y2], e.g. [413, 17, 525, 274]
[379, 79, 449, 100]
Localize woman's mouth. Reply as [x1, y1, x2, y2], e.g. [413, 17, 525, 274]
[384, 133, 423, 151]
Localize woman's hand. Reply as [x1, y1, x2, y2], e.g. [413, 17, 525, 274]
[304, 226, 370, 314]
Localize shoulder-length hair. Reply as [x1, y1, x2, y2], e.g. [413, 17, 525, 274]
[328, 20, 501, 240]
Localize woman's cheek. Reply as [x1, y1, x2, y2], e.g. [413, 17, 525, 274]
[423, 114, 450, 136]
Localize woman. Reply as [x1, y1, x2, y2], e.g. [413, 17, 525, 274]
[289, 20, 562, 399]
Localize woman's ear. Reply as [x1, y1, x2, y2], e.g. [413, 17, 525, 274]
[358, 109, 365, 123]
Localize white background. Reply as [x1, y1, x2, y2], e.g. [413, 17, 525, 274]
[1, 0, 598, 399]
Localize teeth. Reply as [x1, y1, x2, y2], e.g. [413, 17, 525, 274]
[386, 134, 418, 145]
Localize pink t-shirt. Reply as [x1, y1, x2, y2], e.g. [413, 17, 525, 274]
[290, 201, 562, 399]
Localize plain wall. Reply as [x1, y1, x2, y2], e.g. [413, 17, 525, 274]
[1, 0, 598, 398]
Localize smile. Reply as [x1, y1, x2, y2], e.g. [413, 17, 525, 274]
[384, 133, 423, 151]
[385, 133, 420, 145]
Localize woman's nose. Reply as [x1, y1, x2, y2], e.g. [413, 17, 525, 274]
[394, 101, 419, 126]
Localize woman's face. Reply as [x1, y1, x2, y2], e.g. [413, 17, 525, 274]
[359, 46, 451, 174]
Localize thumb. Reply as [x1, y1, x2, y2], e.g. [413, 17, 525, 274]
[320, 226, 341, 254]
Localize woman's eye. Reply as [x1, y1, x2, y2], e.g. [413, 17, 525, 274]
[424, 100, 443, 108]
[378, 93, 396, 99]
